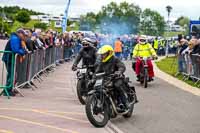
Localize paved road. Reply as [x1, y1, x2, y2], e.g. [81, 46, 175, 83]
[0, 62, 111, 133]
[112, 61, 200, 133]
[0, 40, 7, 50]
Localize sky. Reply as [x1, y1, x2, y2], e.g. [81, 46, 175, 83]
[0, 0, 199, 20]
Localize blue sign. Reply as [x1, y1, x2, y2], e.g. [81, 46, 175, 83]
[62, 0, 72, 33]
[189, 20, 200, 38]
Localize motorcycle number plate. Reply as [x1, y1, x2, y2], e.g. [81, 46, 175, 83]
[95, 79, 103, 86]
[79, 69, 87, 74]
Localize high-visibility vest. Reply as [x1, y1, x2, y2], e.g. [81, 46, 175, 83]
[133, 43, 157, 57]
[153, 40, 159, 49]
[160, 40, 165, 47]
[114, 40, 122, 52]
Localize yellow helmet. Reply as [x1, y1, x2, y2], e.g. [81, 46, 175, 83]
[98, 45, 114, 63]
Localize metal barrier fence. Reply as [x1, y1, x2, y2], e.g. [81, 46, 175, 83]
[178, 54, 200, 87]
[0, 51, 15, 98]
[0, 45, 65, 98]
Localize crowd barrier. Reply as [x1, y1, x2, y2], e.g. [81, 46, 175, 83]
[0, 51, 15, 98]
[178, 54, 200, 87]
[0, 45, 66, 98]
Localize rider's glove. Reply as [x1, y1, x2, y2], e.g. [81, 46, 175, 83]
[153, 55, 158, 60]
[72, 65, 77, 71]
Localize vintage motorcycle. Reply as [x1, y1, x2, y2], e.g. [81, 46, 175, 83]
[85, 72, 137, 127]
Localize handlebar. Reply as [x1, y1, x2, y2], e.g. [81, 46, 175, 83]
[94, 73, 117, 79]
[133, 56, 157, 60]
[76, 65, 95, 69]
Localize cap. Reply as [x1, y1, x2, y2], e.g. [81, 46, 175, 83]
[24, 30, 30, 36]
[32, 32, 38, 37]
[17, 28, 26, 35]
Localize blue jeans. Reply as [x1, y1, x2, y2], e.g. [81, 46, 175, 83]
[115, 52, 121, 59]
[64, 47, 72, 59]
[178, 56, 184, 72]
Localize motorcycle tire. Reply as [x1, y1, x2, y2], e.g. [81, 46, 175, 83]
[85, 95, 110, 128]
[77, 79, 86, 105]
[123, 103, 134, 118]
[144, 68, 148, 88]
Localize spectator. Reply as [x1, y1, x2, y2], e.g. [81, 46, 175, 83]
[2, 28, 26, 96]
[40, 32, 49, 48]
[153, 37, 159, 53]
[114, 37, 123, 59]
[191, 37, 200, 55]
[25, 30, 35, 52]
[177, 35, 188, 73]
[30, 32, 39, 50]
[63, 32, 73, 61]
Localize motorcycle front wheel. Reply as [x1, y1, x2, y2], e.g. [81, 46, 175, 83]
[77, 79, 86, 105]
[85, 94, 110, 128]
[144, 68, 148, 88]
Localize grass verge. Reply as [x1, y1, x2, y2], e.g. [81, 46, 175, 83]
[156, 56, 200, 88]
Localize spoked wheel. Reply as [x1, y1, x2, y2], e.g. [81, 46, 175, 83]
[123, 88, 135, 118]
[77, 80, 87, 105]
[85, 95, 109, 128]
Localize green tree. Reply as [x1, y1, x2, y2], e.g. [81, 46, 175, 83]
[15, 11, 30, 24]
[140, 8, 165, 36]
[97, 2, 142, 34]
[80, 12, 97, 31]
[175, 16, 190, 34]
[0, 17, 11, 33]
[34, 22, 47, 30]
[175, 16, 190, 27]
[80, 2, 142, 34]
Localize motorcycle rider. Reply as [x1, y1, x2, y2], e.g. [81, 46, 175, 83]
[95, 45, 137, 109]
[132, 35, 157, 81]
[72, 37, 97, 71]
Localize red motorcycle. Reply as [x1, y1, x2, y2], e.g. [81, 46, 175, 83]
[132, 57, 156, 88]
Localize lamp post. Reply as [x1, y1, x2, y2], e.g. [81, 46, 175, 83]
[1, 7, 5, 33]
[166, 5, 172, 57]
[62, 0, 72, 33]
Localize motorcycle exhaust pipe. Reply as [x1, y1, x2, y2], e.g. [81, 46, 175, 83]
[109, 97, 129, 115]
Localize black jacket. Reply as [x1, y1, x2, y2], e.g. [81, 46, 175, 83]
[95, 56, 126, 75]
[191, 44, 200, 55]
[26, 38, 37, 52]
[73, 46, 97, 66]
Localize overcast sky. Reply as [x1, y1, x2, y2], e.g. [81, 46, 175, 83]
[0, 0, 199, 20]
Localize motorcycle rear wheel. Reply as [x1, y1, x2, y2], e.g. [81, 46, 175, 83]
[123, 103, 134, 118]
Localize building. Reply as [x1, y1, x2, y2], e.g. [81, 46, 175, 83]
[30, 14, 80, 28]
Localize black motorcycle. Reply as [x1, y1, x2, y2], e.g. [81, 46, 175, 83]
[76, 65, 94, 105]
[85, 73, 137, 127]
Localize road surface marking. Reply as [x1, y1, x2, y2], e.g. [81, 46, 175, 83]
[0, 129, 13, 133]
[33, 110, 89, 123]
[0, 108, 88, 123]
[0, 115, 78, 133]
[0, 108, 84, 115]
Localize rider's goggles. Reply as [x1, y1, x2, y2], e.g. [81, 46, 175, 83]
[139, 39, 146, 42]
[82, 42, 89, 47]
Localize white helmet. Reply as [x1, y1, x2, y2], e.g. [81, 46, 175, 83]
[139, 35, 147, 44]
[81, 37, 97, 47]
